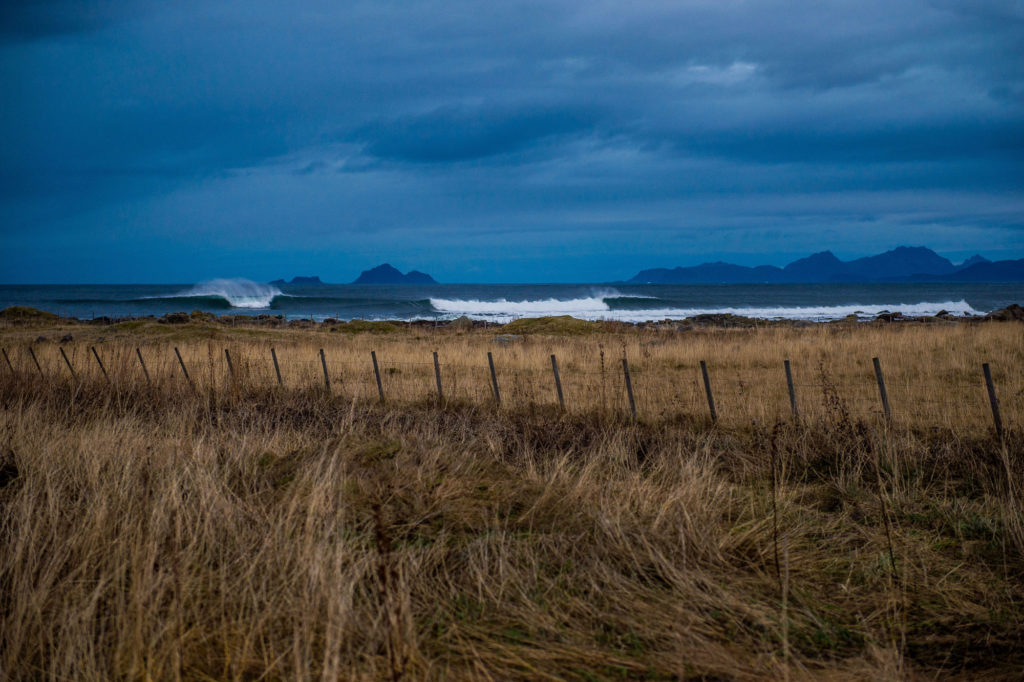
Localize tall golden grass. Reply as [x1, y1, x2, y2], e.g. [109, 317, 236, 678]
[2, 320, 1019, 432]
[1, 319, 1022, 679]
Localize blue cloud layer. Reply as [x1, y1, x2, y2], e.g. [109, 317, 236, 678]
[1, 0, 1021, 282]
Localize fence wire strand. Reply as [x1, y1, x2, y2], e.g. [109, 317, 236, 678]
[2, 342, 1015, 434]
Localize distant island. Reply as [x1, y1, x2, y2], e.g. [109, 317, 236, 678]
[268, 266, 439, 285]
[269, 276, 324, 285]
[628, 246, 1024, 283]
[353, 264, 437, 285]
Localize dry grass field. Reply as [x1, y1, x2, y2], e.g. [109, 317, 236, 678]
[1, 316, 1022, 679]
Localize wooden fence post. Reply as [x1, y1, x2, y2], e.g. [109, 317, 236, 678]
[319, 349, 331, 392]
[270, 348, 282, 387]
[224, 348, 235, 384]
[1, 348, 13, 374]
[135, 348, 151, 385]
[550, 354, 566, 410]
[91, 346, 110, 384]
[174, 347, 194, 390]
[700, 360, 717, 422]
[433, 351, 443, 400]
[487, 352, 501, 406]
[983, 363, 1003, 441]
[872, 357, 891, 421]
[371, 351, 384, 403]
[622, 358, 637, 420]
[784, 359, 798, 420]
[28, 347, 43, 378]
[59, 346, 76, 379]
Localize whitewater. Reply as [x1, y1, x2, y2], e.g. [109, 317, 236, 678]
[429, 295, 983, 323]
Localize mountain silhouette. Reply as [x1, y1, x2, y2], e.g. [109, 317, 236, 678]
[353, 264, 437, 284]
[628, 247, 1020, 283]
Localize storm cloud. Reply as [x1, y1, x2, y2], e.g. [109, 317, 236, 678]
[1, 0, 1022, 282]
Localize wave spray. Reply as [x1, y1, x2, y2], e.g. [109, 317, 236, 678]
[173, 279, 284, 308]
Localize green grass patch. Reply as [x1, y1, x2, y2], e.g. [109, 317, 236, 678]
[114, 320, 151, 331]
[330, 320, 399, 334]
[0, 306, 58, 321]
[503, 315, 601, 335]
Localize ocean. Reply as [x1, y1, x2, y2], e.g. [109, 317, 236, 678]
[0, 281, 1020, 323]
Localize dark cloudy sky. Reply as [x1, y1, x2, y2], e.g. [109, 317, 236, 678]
[2, 0, 1022, 283]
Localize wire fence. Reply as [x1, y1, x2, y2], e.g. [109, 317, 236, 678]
[1, 341, 1014, 438]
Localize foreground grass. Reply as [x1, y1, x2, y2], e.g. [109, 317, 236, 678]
[1, 321, 1022, 679]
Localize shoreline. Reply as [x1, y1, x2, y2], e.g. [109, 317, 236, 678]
[1, 303, 1022, 334]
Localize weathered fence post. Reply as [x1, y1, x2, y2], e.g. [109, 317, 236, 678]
[135, 348, 151, 385]
[622, 358, 637, 420]
[983, 363, 1003, 441]
[174, 347, 194, 390]
[872, 357, 891, 421]
[224, 348, 235, 384]
[1, 348, 13, 374]
[91, 346, 110, 384]
[700, 360, 717, 422]
[550, 354, 566, 410]
[319, 349, 331, 392]
[784, 359, 798, 420]
[28, 347, 43, 378]
[487, 351, 501, 406]
[433, 351, 443, 400]
[59, 346, 76, 379]
[371, 350, 384, 403]
[270, 348, 282, 387]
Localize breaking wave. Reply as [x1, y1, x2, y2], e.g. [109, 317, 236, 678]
[431, 295, 611, 318]
[427, 296, 982, 323]
[150, 279, 286, 309]
[429, 288, 658, 319]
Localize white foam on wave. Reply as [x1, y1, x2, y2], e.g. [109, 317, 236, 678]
[427, 297, 983, 323]
[430, 288, 644, 318]
[428, 286, 659, 319]
[431, 295, 611, 317]
[167, 279, 285, 308]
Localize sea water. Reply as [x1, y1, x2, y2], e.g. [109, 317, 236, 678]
[0, 281, 1020, 323]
